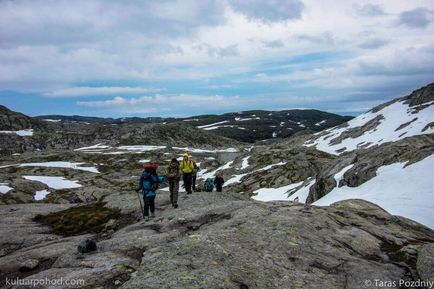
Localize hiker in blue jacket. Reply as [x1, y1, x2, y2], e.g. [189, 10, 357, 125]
[136, 163, 164, 221]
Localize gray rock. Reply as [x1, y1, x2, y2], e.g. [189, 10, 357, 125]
[18, 259, 39, 272]
[417, 243, 434, 281]
[77, 239, 97, 254]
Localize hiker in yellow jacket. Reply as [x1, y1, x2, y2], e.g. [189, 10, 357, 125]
[180, 153, 195, 194]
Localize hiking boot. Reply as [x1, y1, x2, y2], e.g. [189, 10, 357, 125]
[145, 216, 150, 222]
[173, 204, 178, 209]
[150, 212, 155, 218]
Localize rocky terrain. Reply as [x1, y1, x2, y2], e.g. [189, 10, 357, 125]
[217, 83, 434, 228]
[0, 83, 433, 288]
[0, 105, 239, 156]
[37, 109, 352, 143]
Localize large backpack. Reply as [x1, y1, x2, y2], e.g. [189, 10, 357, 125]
[204, 178, 214, 192]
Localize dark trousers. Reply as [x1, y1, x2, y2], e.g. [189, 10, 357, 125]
[169, 178, 179, 206]
[183, 173, 193, 194]
[216, 186, 223, 192]
[192, 175, 197, 191]
[143, 195, 155, 217]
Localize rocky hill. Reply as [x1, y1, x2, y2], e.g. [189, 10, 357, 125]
[217, 83, 434, 229]
[0, 83, 433, 288]
[0, 106, 239, 156]
[36, 109, 352, 143]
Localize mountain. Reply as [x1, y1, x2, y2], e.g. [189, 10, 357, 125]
[0, 83, 433, 288]
[0, 106, 238, 156]
[178, 109, 353, 142]
[0, 105, 42, 130]
[218, 82, 434, 228]
[36, 109, 353, 143]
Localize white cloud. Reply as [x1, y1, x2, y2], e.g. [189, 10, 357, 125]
[43, 86, 159, 97]
[0, 0, 434, 116]
[77, 94, 229, 108]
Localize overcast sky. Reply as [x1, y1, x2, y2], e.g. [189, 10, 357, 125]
[0, 0, 433, 117]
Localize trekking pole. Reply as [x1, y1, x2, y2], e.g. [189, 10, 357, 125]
[136, 190, 144, 218]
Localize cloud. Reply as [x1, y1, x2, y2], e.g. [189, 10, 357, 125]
[1, 0, 434, 117]
[354, 3, 385, 17]
[77, 94, 229, 108]
[399, 8, 433, 28]
[263, 40, 285, 48]
[43, 86, 159, 97]
[229, 0, 304, 23]
[358, 38, 389, 49]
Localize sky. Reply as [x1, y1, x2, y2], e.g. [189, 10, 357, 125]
[0, 0, 433, 118]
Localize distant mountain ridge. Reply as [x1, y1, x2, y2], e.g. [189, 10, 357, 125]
[36, 109, 353, 143]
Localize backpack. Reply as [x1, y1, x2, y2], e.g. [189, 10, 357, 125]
[204, 178, 214, 192]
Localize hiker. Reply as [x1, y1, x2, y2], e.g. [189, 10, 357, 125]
[180, 153, 194, 194]
[136, 163, 164, 221]
[192, 160, 200, 192]
[214, 174, 224, 192]
[204, 178, 214, 192]
[166, 158, 180, 208]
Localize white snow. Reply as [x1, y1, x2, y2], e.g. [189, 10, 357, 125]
[1, 162, 99, 173]
[74, 144, 111, 151]
[183, 118, 199, 122]
[272, 132, 277, 138]
[197, 121, 229, 129]
[0, 129, 34, 136]
[23, 176, 82, 190]
[202, 125, 237, 131]
[234, 117, 260, 122]
[315, 120, 327, 126]
[0, 183, 13, 194]
[224, 173, 248, 187]
[43, 119, 61, 123]
[313, 155, 434, 229]
[172, 147, 238, 153]
[333, 164, 354, 185]
[200, 161, 233, 180]
[240, 156, 251, 170]
[138, 159, 151, 163]
[34, 190, 50, 200]
[256, 162, 287, 172]
[252, 181, 304, 202]
[286, 179, 316, 203]
[307, 100, 434, 155]
[117, 145, 166, 151]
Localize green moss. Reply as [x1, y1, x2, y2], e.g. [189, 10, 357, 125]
[33, 203, 121, 236]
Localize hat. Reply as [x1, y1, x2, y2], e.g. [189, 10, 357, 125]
[143, 164, 148, 169]
[151, 163, 158, 169]
[183, 153, 189, 157]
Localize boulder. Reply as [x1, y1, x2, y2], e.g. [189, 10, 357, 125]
[77, 239, 97, 254]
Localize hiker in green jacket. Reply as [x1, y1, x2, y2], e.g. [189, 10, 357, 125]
[166, 158, 180, 208]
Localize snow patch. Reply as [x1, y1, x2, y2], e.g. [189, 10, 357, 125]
[240, 156, 251, 170]
[0, 129, 34, 136]
[1, 162, 99, 173]
[23, 176, 82, 190]
[287, 179, 316, 203]
[252, 181, 304, 202]
[197, 121, 229, 129]
[74, 144, 111, 151]
[200, 161, 233, 180]
[313, 155, 434, 229]
[34, 190, 50, 200]
[306, 100, 434, 155]
[0, 183, 13, 194]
